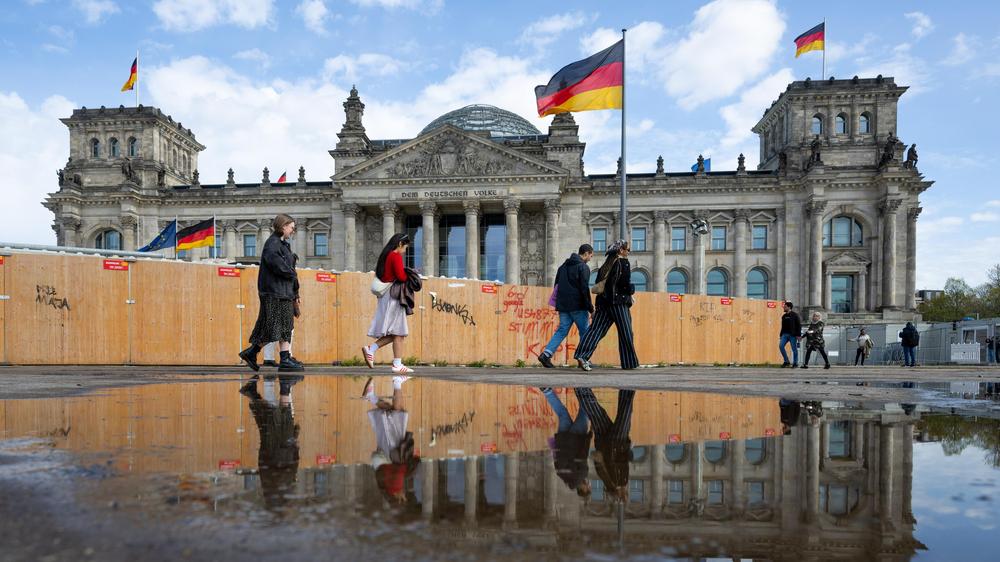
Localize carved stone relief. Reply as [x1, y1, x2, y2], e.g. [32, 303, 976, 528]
[363, 214, 381, 271]
[519, 210, 545, 285]
[382, 133, 519, 179]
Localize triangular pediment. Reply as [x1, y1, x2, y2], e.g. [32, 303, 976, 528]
[825, 251, 870, 267]
[334, 124, 568, 182]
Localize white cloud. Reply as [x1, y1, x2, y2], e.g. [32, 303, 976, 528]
[904, 11, 934, 39]
[72, 0, 118, 24]
[970, 211, 1000, 222]
[0, 92, 76, 245]
[234, 48, 271, 69]
[987, 200, 1000, 207]
[943, 32, 976, 66]
[826, 33, 876, 64]
[349, 0, 441, 11]
[718, 67, 795, 164]
[855, 43, 931, 95]
[297, 0, 331, 35]
[323, 53, 402, 82]
[580, 21, 665, 74]
[520, 12, 592, 51]
[152, 0, 274, 32]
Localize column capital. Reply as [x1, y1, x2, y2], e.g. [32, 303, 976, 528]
[418, 201, 437, 215]
[654, 210, 669, 222]
[342, 202, 361, 216]
[907, 206, 922, 222]
[775, 207, 786, 221]
[60, 217, 81, 229]
[503, 198, 520, 213]
[543, 198, 561, 214]
[462, 200, 481, 215]
[805, 198, 827, 217]
[218, 219, 237, 231]
[118, 215, 137, 229]
[880, 198, 903, 216]
[733, 208, 751, 222]
[380, 200, 399, 215]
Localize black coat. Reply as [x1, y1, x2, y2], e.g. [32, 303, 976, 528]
[258, 234, 297, 300]
[553, 430, 592, 490]
[595, 257, 635, 309]
[780, 311, 802, 336]
[900, 325, 920, 348]
[554, 254, 594, 313]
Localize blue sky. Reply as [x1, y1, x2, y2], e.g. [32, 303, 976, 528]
[1, 0, 998, 288]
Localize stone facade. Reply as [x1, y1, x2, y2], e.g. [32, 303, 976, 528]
[44, 78, 933, 322]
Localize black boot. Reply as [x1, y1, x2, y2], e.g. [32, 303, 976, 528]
[239, 345, 261, 372]
[279, 350, 304, 372]
[538, 353, 554, 368]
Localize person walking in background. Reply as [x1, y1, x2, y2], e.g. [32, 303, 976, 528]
[573, 240, 639, 371]
[900, 321, 920, 367]
[850, 328, 874, 366]
[362, 234, 416, 374]
[779, 301, 802, 368]
[574, 387, 635, 503]
[538, 244, 595, 368]
[539, 387, 591, 498]
[986, 335, 996, 364]
[361, 375, 417, 506]
[801, 311, 831, 370]
[994, 335, 1000, 364]
[239, 214, 303, 372]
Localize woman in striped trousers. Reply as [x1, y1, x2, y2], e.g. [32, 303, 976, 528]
[574, 240, 639, 371]
[574, 387, 635, 502]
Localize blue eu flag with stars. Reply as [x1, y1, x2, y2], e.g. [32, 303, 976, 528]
[139, 220, 177, 252]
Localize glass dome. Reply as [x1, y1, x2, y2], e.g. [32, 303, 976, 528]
[420, 104, 542, 137]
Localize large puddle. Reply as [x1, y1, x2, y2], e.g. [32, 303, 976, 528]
[1, 375, 998, 561]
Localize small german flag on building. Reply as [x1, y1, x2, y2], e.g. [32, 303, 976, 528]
[535, 39, 623, 117]
[121, 57, 138, 92]
[176, 218, 215, 251]
[794, 22, 825, 58]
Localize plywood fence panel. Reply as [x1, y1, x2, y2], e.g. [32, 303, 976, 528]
[289, 270, 340, 364]
[334, 272, 380, 364]
[239, 267, 260, 354]
[0, 255, 7, 365]
[496, 284, 560, 365]
[421, 278, 497, 365]
[680, 295, 734, 365]
[6, 253, 128, 364]
[495, 385, 555, 454]
[418, 379, 497, 458]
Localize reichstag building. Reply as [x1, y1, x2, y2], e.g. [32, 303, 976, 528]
[45, 76, 932, 322]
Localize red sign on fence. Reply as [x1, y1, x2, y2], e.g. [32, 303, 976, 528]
[103, 259, 128, 271]
[720, 297, 733, 305]
[480, 442, 498, 453]
[764, 428, 777, 437]
[0, 256, 4, 265]
[481, 285, 497, 294]
[316, 272, 336, 283]
[218, 459, 240, 470]
[669, 294, 682, 302]
[719, 431, 732, 440]
[217, 267, 240, 278]
[668, 434, 681, 443]
[316, 454, 336, 465]
[766, 301, 778, 308]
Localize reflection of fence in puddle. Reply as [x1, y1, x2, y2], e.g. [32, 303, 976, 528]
[0, 377, 780, 473]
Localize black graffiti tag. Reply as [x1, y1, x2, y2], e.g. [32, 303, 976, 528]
[430, 411, 476, 438]
[36, 285, 71, 311]
[430, 294, 476, 326]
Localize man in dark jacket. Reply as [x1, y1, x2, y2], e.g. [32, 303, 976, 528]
[779, 301, 802, 367]
[539, 387, 592, 498]
[538, 244, 594, 368]
[899, 322, 920, 367]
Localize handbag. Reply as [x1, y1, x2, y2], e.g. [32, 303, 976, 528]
[371, 275, 392, 297]
[548, 283, 559, 307]
[590, 257, 618, 294]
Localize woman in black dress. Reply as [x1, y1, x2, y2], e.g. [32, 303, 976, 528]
[573, 240, 639, 371]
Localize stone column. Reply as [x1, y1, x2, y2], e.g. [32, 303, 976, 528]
[824, 270, 833, 310]
[692, 212, 706, 295]
[222, 221, 237, 259]
[732, 439, 746, 513]
[651, 444, 665, 515]
[805, 417, 821, 522]
[421, 458, 436, 520]
[857, 270, 868, 312]
[544, 199, 561, 286]
[503, 453, 519, 527]
[419, 202, 437, 277]
[879, 424, 896, 521]
[543, 453, 558, 524]
[343, 204, 359, 271]
[733, 209, 749, 298]
[119, 215, 137, 251]
[63, 218, 82, 247]
[504, 199, 521, 285]
[380, 201, 397, 246]
[258, 220, 269, 257]
[653, 211, 668, 292]
[776, 208, 787, 298]
[294, 221, 308, 261]
[807, 199, 827, 309]
[691, 442, 705, 504]
[881, 199, 902, 309]
[905, 207, 921, 310]
[464, 200, 480, 279]
[464, 456, 478, 523]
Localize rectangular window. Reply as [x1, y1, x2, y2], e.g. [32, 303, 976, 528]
[828, 420, 852, 458]
[210, 233, 223, 258]
[629, 480, 645, 503]
[480, 214, 506, 282]
[670, 226, 686, 251]
[752, 225, 768, 250]
[438, 214, 467, 278]
[667, 480, 684, 505]
[747, 481, 765, 506]
[592, 227, 607, 253]
[711, 226, 727, 251]
[631, 227, 646, 252]
[243, 234, 256, 257]
[313, 232, 328, 257]
[708, 480, 724, 505]
[405, 215, 423, 271]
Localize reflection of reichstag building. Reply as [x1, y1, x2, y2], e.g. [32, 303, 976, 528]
[46, 76, 932, 320]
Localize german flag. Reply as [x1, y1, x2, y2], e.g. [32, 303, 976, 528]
[176, 218, 215, 251]
[794, 22, 825, 58]
[121, 57, 138, 92]
[535, 39, 623, 117]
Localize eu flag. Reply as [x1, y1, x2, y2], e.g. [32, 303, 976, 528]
[691, 158, 712, 172]
[139, 220, 177, 252]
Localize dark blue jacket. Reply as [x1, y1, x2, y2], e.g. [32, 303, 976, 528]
[554, 254, 594, 313]
[258, 234, 297, 300]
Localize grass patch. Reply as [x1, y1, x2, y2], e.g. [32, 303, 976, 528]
[434, 359, 450, 367]
[403, 356, 420, 366]
[337, 356, 365, 367]
[597, 363, 615, 369]
[467, 359, 488, 368]
[656, 362, 667, 368]
[514, 359, 527, 368]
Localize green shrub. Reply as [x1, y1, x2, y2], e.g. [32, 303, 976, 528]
[434, 359, 450, 367]
[514, 359, 527, 368]
[338, 357, 365, 367]
[468, 359, 487, 368]
[403, 356, 420, 366]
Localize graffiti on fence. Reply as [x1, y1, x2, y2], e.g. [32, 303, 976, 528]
[35, 285, 71, 311]
[430, 293, 476, 326]
[503, 286, 559, 357]
[430, 411, 476, 439]
[500, 392, 557, 449]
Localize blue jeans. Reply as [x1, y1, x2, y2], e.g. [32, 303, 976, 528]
[779, 334, 799, 365]
[542, 389, 588, 433]
[903, 346, 916, 366]
[543, 310, 590, 357]
[989, 348, 996, 363]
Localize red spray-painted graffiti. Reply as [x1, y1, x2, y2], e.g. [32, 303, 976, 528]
[502, 286, 564, 358]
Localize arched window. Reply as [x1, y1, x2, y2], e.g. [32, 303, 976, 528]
[859, 112, 871, 134]
[91, 138, 101, 158]
[704, 441, 727, 464]
[707, 268, 729, 296]
[631, 446, 648, 463]
[745, 438, 767, 464]
[631, 270, 649, 292]
[183, 154, 189, 173]
[835, 113, 848, 135]
[95, 229, 122, 250]
[127, 137, 138, 157]
[172, 149, 178, 168]
[109, 138, 120, 158]
[667, 269, 688, 294]
[747, 268, 769, 300]
[811, 114, 823, 135]
[664, 443, 686, 464]
[823, 216, 864, 247]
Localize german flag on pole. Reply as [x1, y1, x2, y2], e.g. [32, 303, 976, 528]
[535, 40, 623, 117]
[121, 57, 138, 92]
[794, 22, 825, 57]
[176, 218, 215, 251]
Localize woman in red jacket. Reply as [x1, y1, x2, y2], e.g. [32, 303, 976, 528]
[363, 233, 413, 374]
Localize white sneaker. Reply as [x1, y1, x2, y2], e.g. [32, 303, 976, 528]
[391, 365, 413, 375]
[361, 346, 375, 369]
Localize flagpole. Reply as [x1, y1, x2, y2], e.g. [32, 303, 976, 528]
[174, 215, 179, 260]
[821, 18, 826, 79]
[135, 48, 140, 107]
[619, 28, 627, 242]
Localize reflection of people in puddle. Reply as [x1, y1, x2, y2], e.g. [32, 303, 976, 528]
[244, 375, 302, 509]
[362, 375, 419, 505]
[540, 387, 592, 498]
[574, 387, 635, 502]
[779, 398, 822, 435]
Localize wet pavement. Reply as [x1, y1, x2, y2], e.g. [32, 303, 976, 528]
[0, 374, 998, 561]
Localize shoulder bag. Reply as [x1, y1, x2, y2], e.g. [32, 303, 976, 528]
[371, 275, 392, 297]
[591, 257, 617, 294]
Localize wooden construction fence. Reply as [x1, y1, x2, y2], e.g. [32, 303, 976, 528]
[0, 250, 783, 366]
